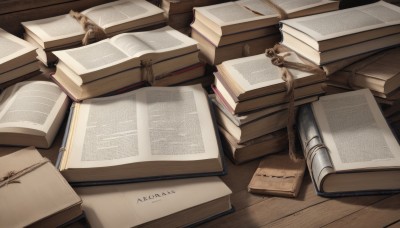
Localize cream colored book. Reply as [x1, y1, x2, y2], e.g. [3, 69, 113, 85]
[216, 53, 326, 102]
[22, 0, 165, 49]
[298, 89, 400, 195]
[0, 147, 82, 227]
[0, 28, 37, 78]
[53, 26, 198, 85]
[76, 176, 232, 227]
[0, 81, 69, 148]
[58, 85, 224, 184]
[192, 0, 338, 36]
[328, 47, 400, 95]
[280, 1, 400, 65]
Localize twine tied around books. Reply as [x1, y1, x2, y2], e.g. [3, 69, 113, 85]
[265, 44, 324, 161]
[69, 10, 107, 45]
[141, 60, 156, 85]
[304, 135, 328, 170]
[0, 158, 50, 188]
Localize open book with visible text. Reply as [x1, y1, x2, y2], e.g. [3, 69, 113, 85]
[298, 89, 400, 196]
[57, 85, 224, 185]
[51, 26, 200, 101]
[0, 81, 69, 148]
[22, 0, 165, 65]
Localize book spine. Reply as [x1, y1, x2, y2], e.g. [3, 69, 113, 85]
[297, 104, 333, 190]
[55, 103, 75, 169]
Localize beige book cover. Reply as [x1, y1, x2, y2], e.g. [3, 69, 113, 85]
[76, 176, 232, 227]
[0, 147, 82, 227]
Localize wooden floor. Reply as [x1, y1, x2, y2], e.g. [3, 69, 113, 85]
[1, 68, 399, 227]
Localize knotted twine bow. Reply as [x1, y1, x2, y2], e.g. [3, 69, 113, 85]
[265, 45, 324, 161]
[69, 10, 107, 45]
[0, 158, 50, 188]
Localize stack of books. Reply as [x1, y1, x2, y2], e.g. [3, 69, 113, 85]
[211, 51, 326, 164]
[161, 0, 229, 34]
[280, 1, 400, 66]
[191, 0, 339, 65]
[0, 28, 39, 87]
[326, 47, 400, 127]
[51, 26, 206, 101]
[21, 0, 165, 66]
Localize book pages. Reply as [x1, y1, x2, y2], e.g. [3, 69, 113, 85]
[67, 85, 219, 169]
[281, 1, 400, 41]
[0, 81, 67, 134]
[312, 89, 400, 171]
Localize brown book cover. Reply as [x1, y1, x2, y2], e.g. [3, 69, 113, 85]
[0, 147, 82, 227]
[248, 153, 306, 197]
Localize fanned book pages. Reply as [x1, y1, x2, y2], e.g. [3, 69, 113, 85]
[297, 89, 400, 196]
[0, 147, 82, 227]
[21, 0, 165, 65]
[328, 47, 400, 96]
[0, 81, 69, 148]
[213, 53, 326, 114]
[76, 177, 232, 227]
[280, 1, 400, 65]
[0, 28, 39, 85]
[57, 85, 224, 185]
[51, 26, 199, 101]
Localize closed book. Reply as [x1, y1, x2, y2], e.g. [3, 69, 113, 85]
[0, 147, 82, 227]
[297, 89, 400, 197]
[75, 176, 232, 227]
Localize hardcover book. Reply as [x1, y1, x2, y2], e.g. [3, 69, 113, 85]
[76, 176, 232, 227]
[57, 85, 225, 185]
[297, 89, 400, 196]
[0, 81, 69, 148]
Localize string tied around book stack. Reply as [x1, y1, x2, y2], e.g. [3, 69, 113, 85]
[141, 59, 156, 85]
[304, 135, 328, 169]
[265, 44, 324, 161]
[0, 158, 50, 188]
[69, 10, 107, 45]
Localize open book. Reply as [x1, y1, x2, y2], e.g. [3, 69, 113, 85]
[52, 26, 199, 101]
[76, 176, 232, 227]
[57, 85, 224, 185]
[0, 81, 69, 148]
[280, 1, 400, 65]
[192, 0, 338, 36]
[21, 0, 165, 65]
[298, 89, 400, 196]
[0, 28, 38, 84]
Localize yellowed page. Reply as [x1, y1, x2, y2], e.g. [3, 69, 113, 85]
[270, 0, 336, 14]
[312, 89, 400, 171]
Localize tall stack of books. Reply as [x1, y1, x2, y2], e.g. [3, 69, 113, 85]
[21, 0, 165, 66]
[326, 47, 400, 128]
[279, 1, 400, 67]
[211, 51, 326, 164]
[51, 26, 206, 101]
[161, 0, 229, 34]
[0, 28, 39, 87]
[191, 0, 339, 65]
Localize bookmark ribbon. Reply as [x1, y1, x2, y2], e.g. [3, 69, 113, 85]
[141, 60, 156, 85]
[265, 44, 324, 161]
[0, 158, 50, 188]
[69, 10, 107, 45]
